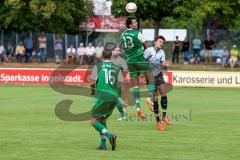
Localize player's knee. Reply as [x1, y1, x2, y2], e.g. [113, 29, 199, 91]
[160, 91, 167, 97]
[90, 117, 98, 126]
[90, 119, 95, 126]
[161, 96, 168, 109]
[100, 118, 107, 123]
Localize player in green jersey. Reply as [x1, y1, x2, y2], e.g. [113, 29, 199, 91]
[120, 16, 155, 120]
[89, 44, 127, 151]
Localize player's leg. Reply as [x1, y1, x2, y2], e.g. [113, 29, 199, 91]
[116, 86, 126, 120]
[98, 118, 107, 149]
[153, 90, 165, 131]
[91, 116, 116, 150]
[158, 83, 171, 125]
[128, 60, 153, 120]
[130, 76, 145, 119]
[127, 62, 141, 110]
[145, 72, 155, 112]
[116, 99, 126, 120]
[90, 116, 107, 150]
[100, 118, 117, 151]
[145, 72, 155, 102]
[91, 100, 117, 151]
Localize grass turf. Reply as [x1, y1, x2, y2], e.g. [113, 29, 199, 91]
[0, 85, 239, 160]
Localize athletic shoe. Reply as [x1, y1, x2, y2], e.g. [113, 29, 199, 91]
[110, 134, 117, 151]
[97, 146, 107, 150]
[137, 109, 146, 120]
[118, 116, 126, 121]
[157, 122, 165, 131]
[146, 98, 153, 112]
[162, 117, 171, 125]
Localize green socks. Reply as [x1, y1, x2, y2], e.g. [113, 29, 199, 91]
[93, 121, 111, 139]
[133, 86, 141, 109]
[147, 81, 155, 101]
[117, 99, 125, 118]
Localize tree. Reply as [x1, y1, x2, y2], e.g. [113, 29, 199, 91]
[112, 0, 175, 30]
[111, 0, 240, 31]
[0, 0, 94, 33]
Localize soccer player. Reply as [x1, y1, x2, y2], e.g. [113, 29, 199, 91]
[120, 16, 155, 120]
[112, 47, 128, 120]
[89, 44, 127, 151]
[144, 35, 171, 131]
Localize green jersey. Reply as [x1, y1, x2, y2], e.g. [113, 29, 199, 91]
[120, 29, 146, 62]
[90, 60, 124, 100]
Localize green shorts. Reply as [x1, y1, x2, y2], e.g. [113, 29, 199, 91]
[91, 99, 118, 118]
[127, 57, 150, 78]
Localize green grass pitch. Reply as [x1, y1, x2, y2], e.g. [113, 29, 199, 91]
[0, 85, 240, 160]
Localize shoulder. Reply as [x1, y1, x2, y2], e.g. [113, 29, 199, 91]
[144, 47, 154, 54]
[145, 47, 154, 52]
[159, 49, 165, 53]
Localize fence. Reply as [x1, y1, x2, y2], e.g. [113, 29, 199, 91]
[1, 29, 240, 60]
[0, 31, 121, 59]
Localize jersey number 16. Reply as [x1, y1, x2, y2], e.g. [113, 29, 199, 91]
[103, 69, 116, 85]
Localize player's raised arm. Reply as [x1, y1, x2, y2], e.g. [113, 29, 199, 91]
[138, 32, 148, 50]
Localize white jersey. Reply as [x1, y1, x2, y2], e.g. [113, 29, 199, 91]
[144, 47, 166, 76]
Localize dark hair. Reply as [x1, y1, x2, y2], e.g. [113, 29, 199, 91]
[102, 42, 115, 58]
[126, 16, 137, 28]
[102, 49, 112, 58]
[154, 35, 165, 42]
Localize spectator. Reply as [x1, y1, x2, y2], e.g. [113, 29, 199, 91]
[54, 34, 63, 64]
[38, 32, 47, 62]
[204, 35, 214, 64]
[172, 36, 180, 63]
[229, 45, 239, 68]
[85, 42, 96, 65]
[24, 33, 33, 63]
[182, 37, 190, 64]
[66, 44, 76, 64]
[15, 41, 25, 63]
[77, 43, 86, 65]
[221, 45, 229, 67]
[4, 42, 14, 63]
[95, 43, 104, 58]
[192, 34, 201, 64]
[0, 42, 5, 62]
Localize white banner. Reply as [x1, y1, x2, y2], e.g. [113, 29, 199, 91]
[172, 71, 240, 88]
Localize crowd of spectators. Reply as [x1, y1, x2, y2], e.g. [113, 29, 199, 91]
[0, 32, 106, 65]
[171, 34, 240, 68]
[0, 32, 239, 68]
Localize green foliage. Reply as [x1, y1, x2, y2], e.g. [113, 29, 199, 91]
[112, 0, 240, 31]
[0, 0, 93, 33]
[1, 0, 240, 32]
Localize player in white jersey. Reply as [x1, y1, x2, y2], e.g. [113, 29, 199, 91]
[144, 35, 171, 131]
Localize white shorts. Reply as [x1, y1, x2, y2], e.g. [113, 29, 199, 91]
[229, 58, 237, 63]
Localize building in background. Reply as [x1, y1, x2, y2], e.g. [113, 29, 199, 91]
[93, 0, 112, 16]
